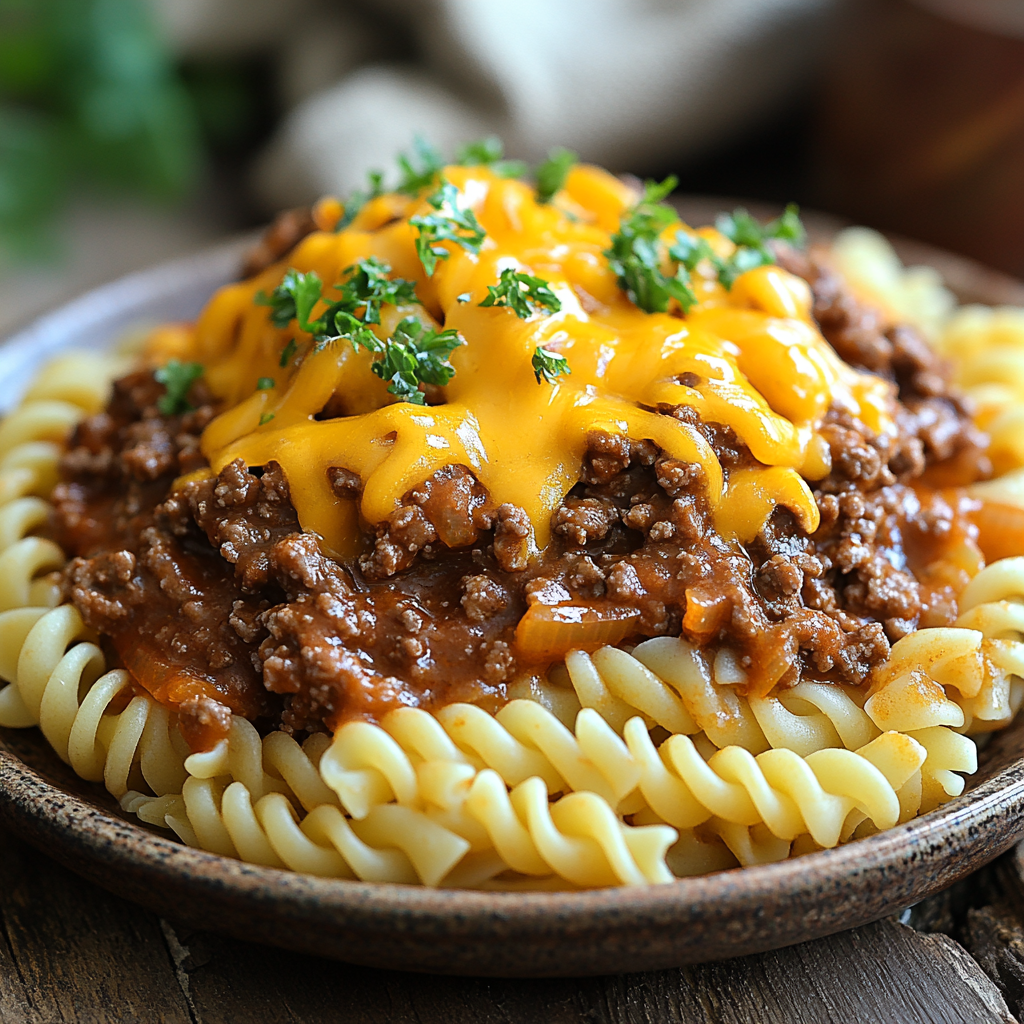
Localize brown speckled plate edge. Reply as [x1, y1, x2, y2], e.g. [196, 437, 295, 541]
[1, 209, 1022, 978]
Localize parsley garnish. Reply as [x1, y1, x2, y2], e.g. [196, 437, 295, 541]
[154, 360, 203, 416]
[410, 181, 487, 276]
[535, 147, 577, 204]
[334, 255, 420, 325]
[667, 232, 714, 272]
[371, 316, 463, 405]
[669, 204, 807, 291]
[259, 412, 275, 426]
[337, 170, 385, 230]
[396, 136, 444, 195]
[256, 268, 322, 329]
[457, 136, 527, 179]
[254, 261, 457, 400]
[279, 339, 298, 368]
[716, 203, 805, 251]
[670, 230, 766, 290]
[257, 259, 421, 353]
[479, 268, 562, 319]
[532, 347, 571, 385]
[605, 176, 696, 313]
[256, 377, 275, 390]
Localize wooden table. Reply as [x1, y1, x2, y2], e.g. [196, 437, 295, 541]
[2, 819, 1021, 1024]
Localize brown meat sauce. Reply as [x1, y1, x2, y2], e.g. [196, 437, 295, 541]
[53, 252, 988, 750]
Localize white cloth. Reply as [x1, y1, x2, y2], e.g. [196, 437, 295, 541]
[151, 0, 836, 209]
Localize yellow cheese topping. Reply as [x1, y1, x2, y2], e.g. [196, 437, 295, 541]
[159, 164, 897, 560]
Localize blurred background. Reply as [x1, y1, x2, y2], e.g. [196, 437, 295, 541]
[2, 0, 1022, 335]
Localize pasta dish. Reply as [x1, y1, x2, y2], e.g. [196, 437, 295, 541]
[1, 141, 1022, 889]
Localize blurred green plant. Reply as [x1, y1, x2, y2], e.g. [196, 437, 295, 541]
[0, 0, 201, 258]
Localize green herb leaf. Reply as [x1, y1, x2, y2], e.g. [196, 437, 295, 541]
[154, 360, 203, 416]
[279, 338, 298, 367]
[535, 147, 577, 204]
[765, 203, 806, 247]
[256, 377, 275, 390]
[668, 232, 715, 272]
[311, 309, 381, 355]
[334, 255, 420, 325]
[256, 269, 324, 330]
[456, 136, 527, 179]
[259, 258, 421, 356]
[396, 135, 444, 196]
[715, 245, 774, 290]
[714, 208, 765, 250]
[532, 347, 571, 385]
[370, 316, 464, 404]
[337, 169, 385, 230]
[410, 180, 487, 276]
[605, 176, 696, 313]
[259, 412, 275, 426]
[479, 268, 562, 319]
[715, 203, 805, 251]
[696, 204, 808, 290]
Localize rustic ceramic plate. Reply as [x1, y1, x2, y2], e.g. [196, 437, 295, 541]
[0, 212, 1022, 979]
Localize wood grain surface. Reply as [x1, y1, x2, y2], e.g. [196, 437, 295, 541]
[1, 813, 1021, 1024]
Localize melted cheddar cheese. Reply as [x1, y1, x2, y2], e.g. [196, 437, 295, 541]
[157, 164, 897, 560]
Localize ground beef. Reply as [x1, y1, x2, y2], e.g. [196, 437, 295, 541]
[240, 207, 316, 279]
[777, 245, 991, 484]
[52, 254, 988, 743]
[53, 372, 278, 749]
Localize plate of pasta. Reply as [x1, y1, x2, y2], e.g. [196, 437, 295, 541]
[0, 142, 1023, 977]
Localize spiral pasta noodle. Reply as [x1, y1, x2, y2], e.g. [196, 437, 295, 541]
[0, 353, 187, 807]
[936, 306, 1024, 475]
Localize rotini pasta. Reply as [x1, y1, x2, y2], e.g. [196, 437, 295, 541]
[1, 159, 1023, 894]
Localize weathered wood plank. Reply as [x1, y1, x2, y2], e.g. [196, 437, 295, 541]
[963, 905, 1024, 1019]
[0, 829, 193, 1024]
[164, 915, 1013, 1024]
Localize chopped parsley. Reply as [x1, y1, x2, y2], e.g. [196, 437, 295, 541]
[254, 261, 459, 402]
[667, 232, 714, 272]
[154, 360, 203, 416]
[410, 181, 486, 276]
[279, 339, 298, 367]
[532, 347, 571, 385]
[669, 203, 807, 290]
[456, 136, 527, 179]
[259, 412, 275, 426]
[256, 259, 421, 353]
[256, 377, 275, 390]
[535, 147, 577, 204]
[337, 170, 385, 230]
[479, 268, 562, 319]
[716, 203, 805, 251]
[334, 255, 420, 325]
[396, 136, 445, 195]
[370, 316, 464, 405]
[605, 176, 696, 313]
[256, 268, 323, 329]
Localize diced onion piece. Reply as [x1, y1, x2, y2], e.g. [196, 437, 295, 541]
[515, 604, 640, 661]
[969, 500, 1024, 563]
[114, 638, 223, 708]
